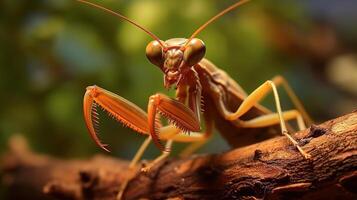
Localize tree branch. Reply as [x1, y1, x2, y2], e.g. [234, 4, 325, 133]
[1, 112, 357, 200]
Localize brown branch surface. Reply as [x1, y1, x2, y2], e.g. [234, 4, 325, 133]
[1, 112, 357, 200]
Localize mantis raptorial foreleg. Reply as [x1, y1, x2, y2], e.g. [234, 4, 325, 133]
[84, 86, 211, 199]
[83, 86, 200, 151]
[143, 87, 209, 169]
[216, 80, 311, 159]
[147, 93, 201, 151]
[83, 85, 204, 169]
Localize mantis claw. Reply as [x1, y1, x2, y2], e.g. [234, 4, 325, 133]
[148, 93, 200, 151]
[83, 85, 150, 152]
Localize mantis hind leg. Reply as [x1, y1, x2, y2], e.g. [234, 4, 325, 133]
[218, 80, 311, 159]
[272, 75, 313, 125]
[237, 109, 308, 159]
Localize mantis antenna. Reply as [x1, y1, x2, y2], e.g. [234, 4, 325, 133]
[76, 0, 166, 48]
[185, 0, 251, 46]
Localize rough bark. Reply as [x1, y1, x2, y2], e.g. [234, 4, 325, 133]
[1, 112, 357, 200]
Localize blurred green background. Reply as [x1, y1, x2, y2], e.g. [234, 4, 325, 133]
[0, 0, 356, 162]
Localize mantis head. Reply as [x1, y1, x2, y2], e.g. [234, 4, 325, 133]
[146, 38, 206, 88]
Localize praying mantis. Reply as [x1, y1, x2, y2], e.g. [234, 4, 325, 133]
[78, 0, 313, 199]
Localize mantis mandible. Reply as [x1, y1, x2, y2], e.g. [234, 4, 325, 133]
[78, 0, 313, 199]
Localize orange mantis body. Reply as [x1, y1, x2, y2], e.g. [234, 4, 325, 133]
[78, 0, 313, 199]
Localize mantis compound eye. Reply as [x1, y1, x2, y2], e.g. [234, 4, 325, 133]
[146, 40, 164, 67]
[183, 38, 206, 66]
